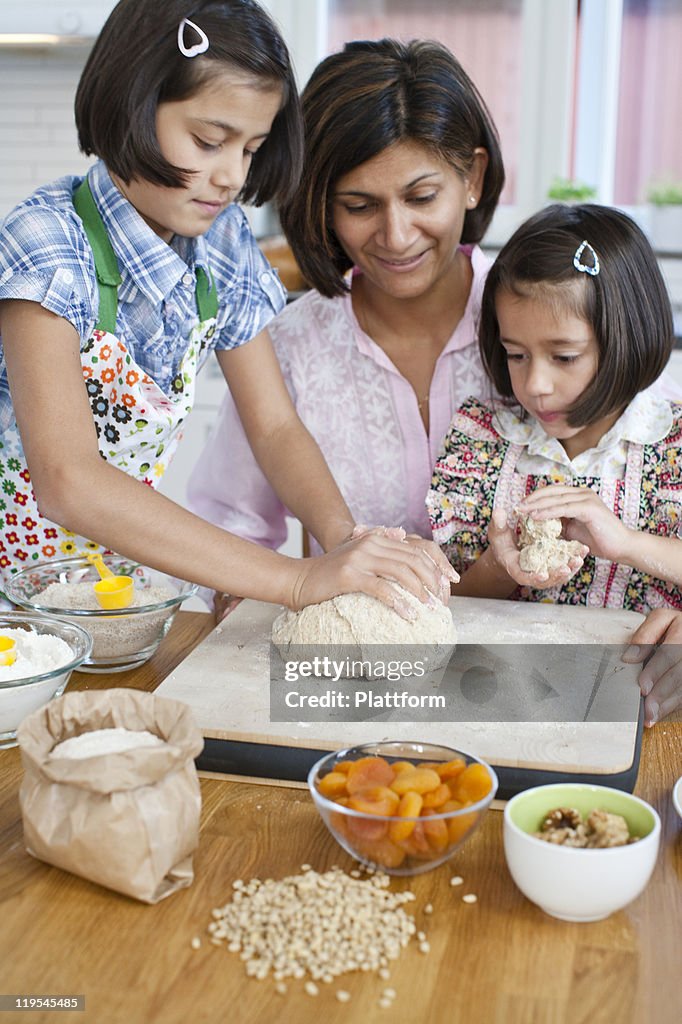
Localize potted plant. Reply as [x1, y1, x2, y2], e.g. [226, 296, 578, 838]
[547, 177, 597, 204]
[646, 180, 682, 252]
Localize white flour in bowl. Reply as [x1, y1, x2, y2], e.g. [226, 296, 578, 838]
[0, 628, 74, 681]
[50, 727, 166, 759]
[31, 582, 176, 660]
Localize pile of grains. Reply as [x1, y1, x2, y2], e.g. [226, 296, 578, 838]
[0, 628, 73, 681]
[206, 866, 417, 985]
[533, 806, 636, 848]
[50, 727, 167, 759]
[32, 582, 175, 659]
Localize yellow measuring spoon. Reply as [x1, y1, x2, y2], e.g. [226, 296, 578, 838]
[0, 635, 16, 667]
[86, 553, 134, 610]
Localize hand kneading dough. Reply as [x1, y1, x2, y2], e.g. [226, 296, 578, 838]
[517, 515, 584, 575]
[272, 586, 456, 678]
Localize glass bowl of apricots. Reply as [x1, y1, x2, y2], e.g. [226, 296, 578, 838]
[308, 740, 498, 875]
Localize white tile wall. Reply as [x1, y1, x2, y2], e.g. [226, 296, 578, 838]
[0, 46, 94, 218]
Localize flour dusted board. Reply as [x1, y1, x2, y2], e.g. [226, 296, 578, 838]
[156, 596, 645, 795]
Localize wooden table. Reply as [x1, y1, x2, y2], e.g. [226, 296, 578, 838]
[0, 612, 680, 1024]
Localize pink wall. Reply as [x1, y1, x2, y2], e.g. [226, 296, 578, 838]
[327, 0, 522, 204]
[615, 0, 682, 204]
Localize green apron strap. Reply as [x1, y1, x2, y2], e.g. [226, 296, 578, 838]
[195, 266, 218, 322]
[74, 176, 218, 332]
[73, 179, 122, 335]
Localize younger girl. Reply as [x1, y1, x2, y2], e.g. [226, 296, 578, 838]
[427, 204, 682, 716]
[0, 0, 453, 616]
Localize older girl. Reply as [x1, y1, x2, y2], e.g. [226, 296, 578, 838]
[0, 1, 452, 615]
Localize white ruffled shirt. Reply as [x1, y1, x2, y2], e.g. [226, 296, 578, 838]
[492, 389, 674, 480]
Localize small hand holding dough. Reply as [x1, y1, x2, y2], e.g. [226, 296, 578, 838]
[517, 513, 586, 576]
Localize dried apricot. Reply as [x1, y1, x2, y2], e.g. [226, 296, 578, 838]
[398, 821, 433, 859]
[388, 791, 423, 843]
[421, 783, 451, 809]
[346, 814, 388, 842]
[348, 785, 400, 817]
[450, 763, 492, 804]
[352, 835, 406, 869]
[346, 756, 395, 794]
[390, 768, 441, 796]
[318, 771, 350, 798]
[446, 810, 477, 845]
[422, 811, 449, 851]
[436, 758, 466, 781]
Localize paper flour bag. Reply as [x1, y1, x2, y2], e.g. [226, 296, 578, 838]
[17, 689, 204, 903]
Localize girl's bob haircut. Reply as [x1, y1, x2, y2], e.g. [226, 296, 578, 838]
[75, 0, 303, 206]
[480, 203, 674, 427]
[280, 38, 505, 297]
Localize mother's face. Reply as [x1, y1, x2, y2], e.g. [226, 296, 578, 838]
[330, 139, 487, 300]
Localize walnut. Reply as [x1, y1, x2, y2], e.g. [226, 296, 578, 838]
[540, 807, 583, 831]
[532, 806, 634, 848]
[584, 809, 632, 848]
[533, 826, 577, 845]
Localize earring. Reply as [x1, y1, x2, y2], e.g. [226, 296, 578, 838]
[468, 195, 476, 206]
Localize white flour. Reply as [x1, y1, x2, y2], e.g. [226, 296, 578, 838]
[0, 628, 73, 681]
[50, 727, 166, 759]
[31, 582, 176, 659]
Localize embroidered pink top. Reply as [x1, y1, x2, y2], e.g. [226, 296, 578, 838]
[188, 245, 493, 554]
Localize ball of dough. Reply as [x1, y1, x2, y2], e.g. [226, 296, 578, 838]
[272, 586, 456, 679]
[517, 515, 584, 576]
[518, 515, 562, 546]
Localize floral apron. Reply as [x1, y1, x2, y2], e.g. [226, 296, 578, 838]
[0, 178, 218, 585]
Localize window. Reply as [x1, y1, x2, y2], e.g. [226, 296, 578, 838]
[271, 0, 682, 245]
[614, 0, 682, 204]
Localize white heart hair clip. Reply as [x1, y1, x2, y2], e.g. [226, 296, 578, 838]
[573, 240, 600, 276]
[177, 17, 209, 59]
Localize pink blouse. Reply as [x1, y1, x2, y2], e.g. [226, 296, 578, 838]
[187, 246, 493, 553]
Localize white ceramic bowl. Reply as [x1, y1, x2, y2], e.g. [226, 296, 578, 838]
[6, 556, 197, 673]
[0, 612, 93, 748]
[673, 777, 682, 821]
[503, 782, 660, 922]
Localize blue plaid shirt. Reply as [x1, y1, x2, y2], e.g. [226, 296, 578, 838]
[0, 160, 286, 432]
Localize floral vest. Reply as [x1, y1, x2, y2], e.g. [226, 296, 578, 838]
[0, 179, 218, 586]
[428, 397, 682, 613]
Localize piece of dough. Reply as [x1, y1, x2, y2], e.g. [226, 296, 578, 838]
[518, 516, 562, 546]
[517, 515, 584, 575]
[272, 586, 456, 678]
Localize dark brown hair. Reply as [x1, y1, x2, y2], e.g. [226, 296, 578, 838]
[279, 38, 505, 297]
[75, 0, 303, 205]
[479, 203, 674, 425]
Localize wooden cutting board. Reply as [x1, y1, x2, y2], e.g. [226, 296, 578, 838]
[156, 596, 645, 792]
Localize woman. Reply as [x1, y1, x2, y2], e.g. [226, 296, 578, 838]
[188, 38, 505, 552]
